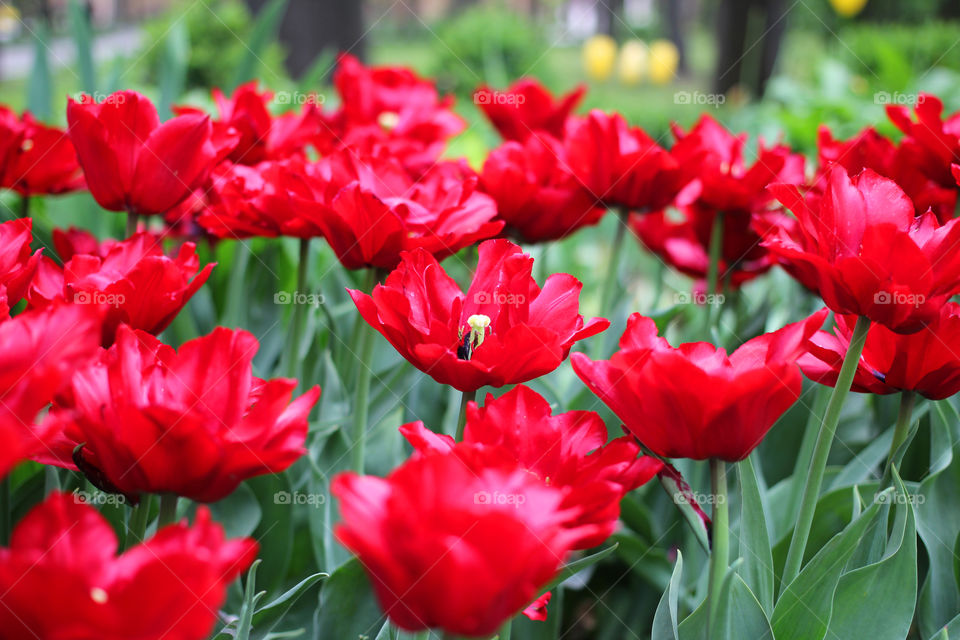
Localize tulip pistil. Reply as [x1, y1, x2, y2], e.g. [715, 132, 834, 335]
[457, 314, 491, 361]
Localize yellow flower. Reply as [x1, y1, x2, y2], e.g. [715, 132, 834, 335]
[648, 40, 679, 85]
[829, 0, 868, 17]
[618, 40, 649, 85]
[583, 35, 618, 81]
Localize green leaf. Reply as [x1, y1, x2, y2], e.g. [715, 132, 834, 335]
[246, 474, 295, 592]
[250, 572, 327, 638]
[658, 469, 711, 553]
[158, 19, 190, 117]
[678, 563, 773, 640]
[27, 22, 53, 121]
[235, 560, 267, 640]
[316, 557, 385, 640]
[916, 401, 960, 638]
[68, 0, 96, 93]
[652, 551, 683, 640]
[231, 0, 289, 90]
[737, 454, 774, 615]
[824, 471, 917, 640]
[771, 491, 885, 640]
[541, 543, 619, 592]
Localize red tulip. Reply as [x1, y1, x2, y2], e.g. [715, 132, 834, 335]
[0, 492, 257, 640]
[886, 93, 960, 189]
[176, 81, 321, 165]
[800, 303, 960, 400]
[197, 158, 328, 239]
[29, 231, 214, 344]
[564, 109, 685, 211]
[670, 114, 805, 214]
[475, 78, 585, 141]
[67, 91, 225, 215]
[818, 123, 956, 223]
[333, 443, 592, 636]
[571, 309, 827, 461]
[324, 54, 465, 172]
[0, 303, 103, 478]
[0, 107, 83, 196]
[0, 218, 41, 315]
[48, 325, 320, 502]
[631, 204, 776, 289]
[480, 132, 605, 242]
[350, 239, 609, 392]
[306, 149, 502, 270]
[400, 384, 662, 548]
[764, 167, 960, 333]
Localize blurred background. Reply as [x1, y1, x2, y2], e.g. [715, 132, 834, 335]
[4, 0, 960, 161]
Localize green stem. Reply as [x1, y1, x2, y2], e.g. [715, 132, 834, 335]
[706, 458, 729, 639]
[781, 315, 870, 592]
[127, 496, 152, 547]
[125, 211, 138, 237]
[454, 390, 477, 442]
[498, 620, 512, 640]
[351, 268, 378, 473]
[284, 238, 311, 381]
[882, 390, 917, 484]
[19, 194, 29, 219]
[157, 493, 179, 528]
[0, 476, 9, 546]
[592, 209, 629, 358]
[703, 212, 725, 340]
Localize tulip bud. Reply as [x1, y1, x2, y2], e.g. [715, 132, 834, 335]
[829, 0, 868, 17]
[648, 40, 679, 85]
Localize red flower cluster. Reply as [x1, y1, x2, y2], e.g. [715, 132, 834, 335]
[350, 239, 608, 391]
[0, 106, 83, 196]
[48, 325, 320, 502]
[476, 78, 585, 141]
[572, 309, 827, 461]
[633, 114, 805, 288]
[0, 492, 256, 640]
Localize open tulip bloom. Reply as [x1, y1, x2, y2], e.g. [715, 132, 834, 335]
[350, 239, 609, 392]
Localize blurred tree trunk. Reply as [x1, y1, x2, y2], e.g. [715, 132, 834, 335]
[598, 0, 624, 38]
[661, 0, 687, 74]
[713, 0, 788, 98]
[245, 0, 365, 79]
